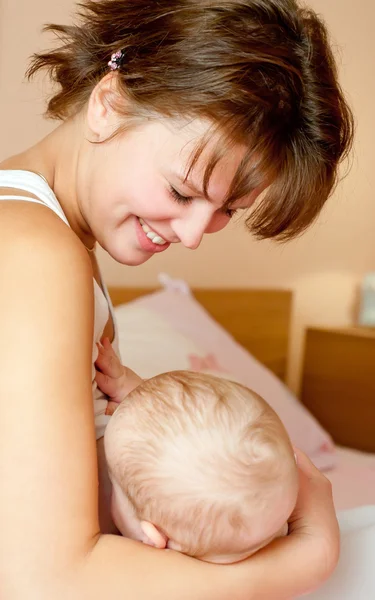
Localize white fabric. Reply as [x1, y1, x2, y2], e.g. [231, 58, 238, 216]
[305, 506, 375, 599]
[115, 305, 203, 377]
[0, 169, 117, 438]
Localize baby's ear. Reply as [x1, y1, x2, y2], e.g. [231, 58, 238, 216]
[140, 521, 168, 549]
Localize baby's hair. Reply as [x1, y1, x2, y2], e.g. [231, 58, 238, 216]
[27, 0, 353, 241]
[104, 371, 298, 558]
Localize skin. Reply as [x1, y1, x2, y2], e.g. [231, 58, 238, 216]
[95, 338, 294, 564]
[0, 72, 340, 599]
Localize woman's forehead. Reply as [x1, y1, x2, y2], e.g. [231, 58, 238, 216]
[149, 116, 262, 207]
[184, 146, 264, 209]
[174, 126, 249, 202]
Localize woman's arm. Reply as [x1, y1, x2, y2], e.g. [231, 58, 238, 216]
[83, 449, 339, 600]
[0, 204, 339, 600]
[0, 204, 99, 596]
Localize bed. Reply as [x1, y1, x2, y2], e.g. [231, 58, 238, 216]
[108, 282, 375, 513]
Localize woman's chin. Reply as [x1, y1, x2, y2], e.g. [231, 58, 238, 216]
[107, 245, 156, 267]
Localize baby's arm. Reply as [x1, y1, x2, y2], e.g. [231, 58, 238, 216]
[95, 338, 143, 411]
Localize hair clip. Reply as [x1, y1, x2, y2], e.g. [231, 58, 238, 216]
[108, 50, 125, 71]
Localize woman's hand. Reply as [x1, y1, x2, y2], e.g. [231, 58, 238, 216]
[288, 447, 340, 566]
[227, 448, 340, 599]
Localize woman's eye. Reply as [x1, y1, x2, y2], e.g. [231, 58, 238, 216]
[169, 185, 238, 219]
[169, 186, 193, 205]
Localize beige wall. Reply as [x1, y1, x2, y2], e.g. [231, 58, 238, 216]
[1, 0, 374, 392]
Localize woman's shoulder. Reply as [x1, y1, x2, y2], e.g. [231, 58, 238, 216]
[0, 199, 93, 307]
[0, 192, 81, 250]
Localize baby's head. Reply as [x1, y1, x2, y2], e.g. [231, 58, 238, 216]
[104, 371, 298, 563]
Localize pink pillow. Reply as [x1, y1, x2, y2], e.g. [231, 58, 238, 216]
[116, 286, 336, 470]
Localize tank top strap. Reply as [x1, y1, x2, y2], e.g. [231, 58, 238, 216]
[0, 169, 118, 439]
[0, 169, 70, 227]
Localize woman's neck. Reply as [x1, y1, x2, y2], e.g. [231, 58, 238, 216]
[0, 114, 97, 251]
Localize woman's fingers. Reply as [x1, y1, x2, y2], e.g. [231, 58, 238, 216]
[292, 448, 336, 521]
[288, 448, 340, 577]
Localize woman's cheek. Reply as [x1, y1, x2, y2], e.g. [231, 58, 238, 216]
[205, 212, 232, 234]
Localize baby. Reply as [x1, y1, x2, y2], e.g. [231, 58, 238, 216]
[96, 338, 299, 564]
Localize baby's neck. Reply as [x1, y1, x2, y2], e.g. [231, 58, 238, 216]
[96, 437, 119, 535]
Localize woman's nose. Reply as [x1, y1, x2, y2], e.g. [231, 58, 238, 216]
[171, 206, 230, 250]
[172, 220, 207, 250]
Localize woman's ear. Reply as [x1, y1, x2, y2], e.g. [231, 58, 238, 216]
[140, 521, 168, 549]
[86, 72, 124, 140]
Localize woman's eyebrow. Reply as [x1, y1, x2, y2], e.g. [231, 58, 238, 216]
[175, 174, 213, 201]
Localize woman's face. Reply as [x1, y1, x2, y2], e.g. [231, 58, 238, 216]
[79, 97, 262, 266]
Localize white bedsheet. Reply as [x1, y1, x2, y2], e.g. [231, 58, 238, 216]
[326, 447, 375, 511]
[305, 506, 375, 599]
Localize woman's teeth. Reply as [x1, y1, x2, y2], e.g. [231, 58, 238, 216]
[138, 218, 167, 245]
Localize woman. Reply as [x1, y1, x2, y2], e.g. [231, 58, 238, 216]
[0, 1, 353, 598]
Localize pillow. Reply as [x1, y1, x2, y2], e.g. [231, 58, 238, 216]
[114, 286, 336, 470]
[115, 305, 204, 377]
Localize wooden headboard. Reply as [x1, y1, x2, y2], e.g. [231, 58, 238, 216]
[109, 287, 292, 382]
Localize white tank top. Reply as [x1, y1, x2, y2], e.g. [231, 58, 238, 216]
[0, 169, 117, 438]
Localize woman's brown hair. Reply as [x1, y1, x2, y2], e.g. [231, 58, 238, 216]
[27, 0, 354, 240]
